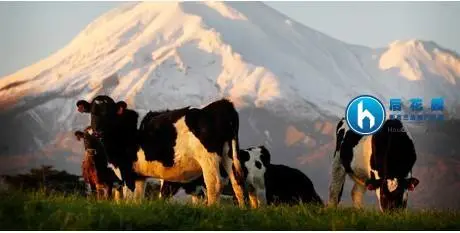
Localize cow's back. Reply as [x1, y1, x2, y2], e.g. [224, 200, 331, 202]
[184, 99, 239, 155]
[138, 107, 190, 167]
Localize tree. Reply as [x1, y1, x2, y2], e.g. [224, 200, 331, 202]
[2, 165, 86, 196]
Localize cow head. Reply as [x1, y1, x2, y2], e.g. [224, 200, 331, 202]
[74, 127, 105, 158]
[76, 100, 91, 113]
[366, 176, 420, 211]
[76, 96, 117, 137]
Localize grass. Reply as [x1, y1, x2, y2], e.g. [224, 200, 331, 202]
[0, 191, 459, 230]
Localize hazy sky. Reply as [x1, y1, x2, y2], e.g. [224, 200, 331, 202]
[1, 1, 459, 77]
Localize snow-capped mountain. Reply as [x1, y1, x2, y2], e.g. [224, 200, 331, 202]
[2, 2, 459, 117]
[1, 1, 459, 208]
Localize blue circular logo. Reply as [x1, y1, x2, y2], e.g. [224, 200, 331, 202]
[345, 95, 386, 135]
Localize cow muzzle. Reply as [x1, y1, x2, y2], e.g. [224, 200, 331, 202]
[365, 177, 420, 192]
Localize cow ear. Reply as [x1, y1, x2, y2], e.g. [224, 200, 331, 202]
[365, 178, 380, 191]
[76, 100, 86, 107]
[75, 131, 84, 141]
[116, 101, 127, 114]
[407, 177, 419, 191]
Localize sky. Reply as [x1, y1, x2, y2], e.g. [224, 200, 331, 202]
[0, 1, 459, 77]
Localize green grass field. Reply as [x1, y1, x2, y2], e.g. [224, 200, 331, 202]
[1, 191, 459, 230]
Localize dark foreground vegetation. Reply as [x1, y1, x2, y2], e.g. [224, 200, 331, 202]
[1, 165, 460, 230]
[0, 190, 459, 230]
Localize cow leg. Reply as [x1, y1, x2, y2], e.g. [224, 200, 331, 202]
[123, 184, 138, 201]
[351, 183, 366, 209]
[256, 186, 267, 207]
[228, 170, 246, 208]
[159, 180, 181, 200]
[134, 178, 146, 201]
[188, 185, 206, 205]
[247, 185, 259, 208]
[106, 185, 113, 200]
[118, 164, 137, 201]
[158, 179, 166, 200]
[328, 153, 346, 207]
[253, 173, 267, 207]
[85, 183, 91, 196]
[196, 155, 222, 206]
[191, 194, 204, 205]
[87, 182, 96, 198]
[123, 185, 132, 200]
[221, 153, 246, 208]
[96, 184, 105, 200]
[98, 185, 108, 200]
[121, 177, 144, 202]
[114, 185, 123, 203]
[375, 188, 384, 212]
[248, 180, 267, 208]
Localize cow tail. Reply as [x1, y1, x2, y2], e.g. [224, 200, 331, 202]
[230, 138, 244, 184]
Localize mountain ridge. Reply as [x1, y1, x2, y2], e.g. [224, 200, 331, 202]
[1, 2, 459, 117]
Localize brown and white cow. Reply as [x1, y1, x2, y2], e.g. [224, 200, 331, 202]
[74, 126, 123, 200]
[328, 118, 420, 212]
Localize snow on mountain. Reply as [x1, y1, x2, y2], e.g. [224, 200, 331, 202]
[380, 40, 460, 83]
[0, 1, 459, 177]
[350, 39, 460, 104]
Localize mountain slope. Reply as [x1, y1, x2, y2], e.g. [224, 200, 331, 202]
[0, 1, 460, 209]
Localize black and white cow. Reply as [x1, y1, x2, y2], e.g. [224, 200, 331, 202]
[158, 176, 207, 204]
[158, 145, 271, 207]
[264, 164, 323, 206]
[328, 118, 420, 212]
[76, 96, 250, 207]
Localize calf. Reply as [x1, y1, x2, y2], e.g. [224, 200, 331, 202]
[264, 164, 323, 206]
[76, 96, 249, 207]
[328, 118, 420, 212]
[74, 126, 123, 200]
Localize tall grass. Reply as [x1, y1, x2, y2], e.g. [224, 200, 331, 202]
[0, 190, 459, 230]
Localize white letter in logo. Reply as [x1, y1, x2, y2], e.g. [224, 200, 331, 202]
[357, 101, 375, 129]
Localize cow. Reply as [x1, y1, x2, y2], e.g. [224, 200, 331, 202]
[264, 164, 323, 206]
[328, 118, 420, 212]
[76, 96, 250, 207]
[74, 126, 123, 200]
[158, 176, 207, 204]
[158, 145, 271, 207]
